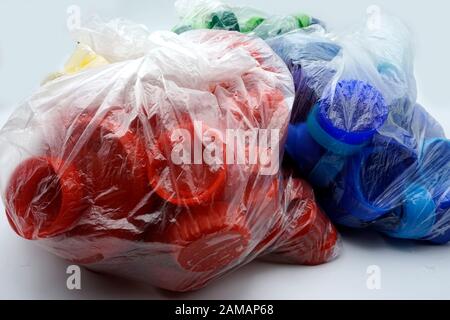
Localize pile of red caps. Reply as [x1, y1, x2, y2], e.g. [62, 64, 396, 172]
[262, 175, 339, 266]
[3, 30, 339, 292]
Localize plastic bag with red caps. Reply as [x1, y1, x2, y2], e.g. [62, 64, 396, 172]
[0, 17, 340, 292]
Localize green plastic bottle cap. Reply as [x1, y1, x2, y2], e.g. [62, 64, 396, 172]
[208, 11, 240, 31]
[241, 16, 265, 33]
[295, 14, 311, 28]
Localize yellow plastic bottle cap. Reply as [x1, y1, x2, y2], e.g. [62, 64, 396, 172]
[64, 44, 109, 75]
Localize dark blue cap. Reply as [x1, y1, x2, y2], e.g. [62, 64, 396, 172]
[308, 152, 346, 188]
[319, 190, 370, 228]
[307, 104, 367, 156]
[316, 79, 389, 146]
[285, 123, 325, 174]
[380, 185, 436, 239]
[339, 138, 419, 222]
[420, 138, 450, 244]
[419, 138, 450, 205]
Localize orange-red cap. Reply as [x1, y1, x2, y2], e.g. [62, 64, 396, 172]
[263, 178, 339, 265]
[152, 202, 250, 274]
[147, 120, 226, 206]
[5, 157, 84, 239]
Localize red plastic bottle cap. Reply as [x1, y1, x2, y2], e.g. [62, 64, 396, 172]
[276, 178, 318, 241]
[261, 177, 338, 265]
[66, 109, 151, 220]
[205, 31, 289, 131]
[269, 202, 316, 256]
[277, 206, 339, 266]
[214, 79, 288, 131]
[147, 120, 226, 206]
[300, 208, 339, 266]
[163, 203, 249, 273]
[244, 176, 282, 253]
[5, 157, 84, 239]
[247, 85, 289, 127]
[245, 171, 321, 260]
[45, 109, 156, 263]
[316, 208, 339, 251]
[224, 34, 271, 69]
[288, 177, 315, 201]
[289, 198, 318, 239]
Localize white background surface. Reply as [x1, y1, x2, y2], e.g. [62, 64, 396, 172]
[0, 0, 449, 300]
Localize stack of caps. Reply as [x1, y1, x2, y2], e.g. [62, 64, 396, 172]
[262, 175, 339, 266]
[285, 77, 450, 242]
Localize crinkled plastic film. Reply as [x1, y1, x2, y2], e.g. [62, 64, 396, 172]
[0, 18, 340, 292]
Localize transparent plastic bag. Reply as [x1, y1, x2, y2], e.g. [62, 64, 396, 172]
[276, 9, 450, 243]
[173, 0, 323, 39]
[0, 18, 340, 292]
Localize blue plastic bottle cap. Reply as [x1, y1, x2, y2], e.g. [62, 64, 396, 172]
[302, 42, 341, 62]
[420, 138, 450, 195]
[268, 35, 340, 124]
[439, 192, 450, 210]
[340, 148, 394, 222]
[307, 105, 367, 156]
[309, 151, 346, 188]
[319, 191, 370, 228]
[382, 185, 436, 239]
[316, 79, 389, 146]
[420, 138, 450, 244]
[285, 123, 325, 174]
[290, 64, 320, 123]
[340, 140, 418, 222]
[286, 123, 346, 188]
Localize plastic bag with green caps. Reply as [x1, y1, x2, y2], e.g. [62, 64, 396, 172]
[173, 0, 322, 39]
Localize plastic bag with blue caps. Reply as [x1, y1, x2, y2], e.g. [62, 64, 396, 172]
[271, 9, 450, 243]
